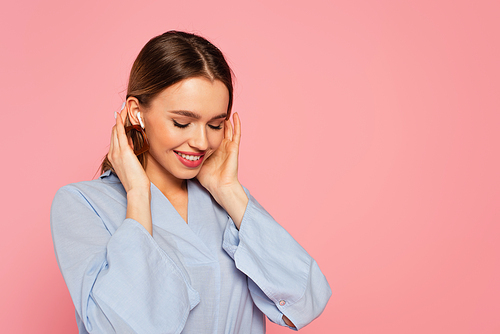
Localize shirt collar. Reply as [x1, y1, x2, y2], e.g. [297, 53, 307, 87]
[99, 169, 113, 179]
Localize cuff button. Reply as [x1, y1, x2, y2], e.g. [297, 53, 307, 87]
[279, 300, 286, 306]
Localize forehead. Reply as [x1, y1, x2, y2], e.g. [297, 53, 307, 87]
[151, 77, 229, 117]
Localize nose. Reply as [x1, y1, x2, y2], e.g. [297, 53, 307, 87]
[188, 125, 209, 151]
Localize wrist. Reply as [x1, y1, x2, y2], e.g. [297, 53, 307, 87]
[211, 181, 241, 203]
[212, 182, 248, 229]
[126, 187, 152, 235]
[127, 188, 151, 202]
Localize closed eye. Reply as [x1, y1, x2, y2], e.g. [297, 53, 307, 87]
[173, 120, 189, 128]
[209, 123, 223, 130]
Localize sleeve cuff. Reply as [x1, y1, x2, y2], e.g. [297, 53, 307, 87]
[222, 215, 240, 259]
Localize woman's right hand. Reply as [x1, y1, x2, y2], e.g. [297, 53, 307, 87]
[108, 108, 153, 235]
[108, 109, 150, 193]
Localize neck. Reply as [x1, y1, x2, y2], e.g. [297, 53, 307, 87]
[145, 154, 187, 199]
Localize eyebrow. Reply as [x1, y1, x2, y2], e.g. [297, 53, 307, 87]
[169, 110, 227, 121]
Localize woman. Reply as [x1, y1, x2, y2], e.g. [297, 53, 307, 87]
[51, 31, 331, 333]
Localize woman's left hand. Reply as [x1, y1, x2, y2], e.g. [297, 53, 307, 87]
[197, 112, 241, 193]
[197, 112, 248, 228]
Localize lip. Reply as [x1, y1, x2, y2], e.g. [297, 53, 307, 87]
[174, 150, 205, 156]
[174, 150, 205, 168]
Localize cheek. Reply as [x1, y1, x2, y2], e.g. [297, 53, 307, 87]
[204, 131, 224, 159]
[149, 127, 183, 150]
[209, 131, 224, 149]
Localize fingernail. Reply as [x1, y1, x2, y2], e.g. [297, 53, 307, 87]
[121, 102, 126, 111]
[114, 111, 117, 119]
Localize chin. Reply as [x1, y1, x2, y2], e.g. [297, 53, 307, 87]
[172, 169, 201, 180]
[167, 161, 204, 179]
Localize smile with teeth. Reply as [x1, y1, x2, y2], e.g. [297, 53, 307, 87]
[175, 151, 202, 161]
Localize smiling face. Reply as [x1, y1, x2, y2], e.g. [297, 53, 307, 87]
[139, 77, 229, 183]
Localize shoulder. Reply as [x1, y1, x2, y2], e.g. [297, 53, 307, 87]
[51, 170, 129, 235]
[52, 170, 126, 212]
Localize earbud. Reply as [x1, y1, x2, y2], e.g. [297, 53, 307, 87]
[137, 111, 145, 129]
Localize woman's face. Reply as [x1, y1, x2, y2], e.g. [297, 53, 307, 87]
[140, 77, 229, 181]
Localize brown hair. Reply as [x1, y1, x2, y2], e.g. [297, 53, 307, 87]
[100, 30, 234, 175]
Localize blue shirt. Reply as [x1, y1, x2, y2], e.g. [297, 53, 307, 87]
[50, 170, 331, 333]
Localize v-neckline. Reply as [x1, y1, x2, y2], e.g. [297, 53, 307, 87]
[149, 180, 217, 263]
[152, 180, 190, 224]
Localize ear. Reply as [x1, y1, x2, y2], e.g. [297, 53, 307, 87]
[126, 97, 143, 127]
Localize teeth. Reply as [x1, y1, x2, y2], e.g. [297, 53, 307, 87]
[176, 152, 201, 161]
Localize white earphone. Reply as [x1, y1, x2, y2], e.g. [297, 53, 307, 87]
[137, 111, 145, 129]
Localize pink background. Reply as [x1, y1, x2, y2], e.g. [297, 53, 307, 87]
[1, 0, 499, 333]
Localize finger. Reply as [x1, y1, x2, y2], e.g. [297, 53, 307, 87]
[226, 117, 234, 142]
[115, 111, 129, 150]
[110, 113, 121, 153]
[120, 104, 128, 123]
[224, 119, 231, 140]
[109, 125, 115, 153]
[112, 114, 123, 149]
[233, 112, 242, 146]
[109, 125, 118, 162]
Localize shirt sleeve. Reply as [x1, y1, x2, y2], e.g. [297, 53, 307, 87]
[50, 185, 199, 334]
[222, 190, 332, 330]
